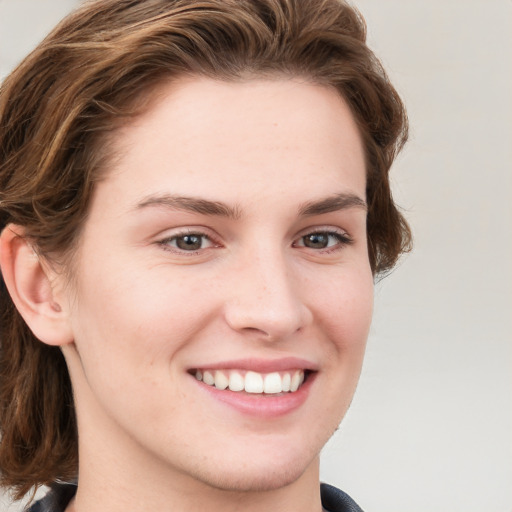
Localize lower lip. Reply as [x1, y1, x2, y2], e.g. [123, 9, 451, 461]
[194, 373, 316, 418]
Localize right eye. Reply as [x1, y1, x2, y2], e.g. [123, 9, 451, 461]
[158, 232, 216, 253]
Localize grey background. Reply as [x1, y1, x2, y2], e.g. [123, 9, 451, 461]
[1, 1, 511, 511]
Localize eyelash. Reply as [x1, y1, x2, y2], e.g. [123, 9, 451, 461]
[157, 230, 218, 254]
[293, 229, 353, 253]
[157, 228, 353, 255]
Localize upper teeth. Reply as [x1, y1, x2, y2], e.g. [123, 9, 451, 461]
[195, 369, 305, 394]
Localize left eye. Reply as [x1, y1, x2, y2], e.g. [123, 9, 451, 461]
[296, 231, 349, 250]
[161, 233, 213, 251]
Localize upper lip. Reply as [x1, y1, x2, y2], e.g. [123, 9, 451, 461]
[190, 357, 318, 373]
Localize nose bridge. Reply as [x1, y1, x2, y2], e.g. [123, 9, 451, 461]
[224, 243, 310, 340]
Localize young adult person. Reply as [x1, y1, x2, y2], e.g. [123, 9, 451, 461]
[0, 1, 411, 511]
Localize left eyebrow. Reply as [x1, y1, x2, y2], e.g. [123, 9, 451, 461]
[298, 193, 367, 216]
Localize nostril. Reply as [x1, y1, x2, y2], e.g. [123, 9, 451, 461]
[224, 299, 310, 341]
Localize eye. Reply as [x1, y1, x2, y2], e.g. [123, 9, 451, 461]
[159, 232, 215, 252]
[295, 230, 352, 251]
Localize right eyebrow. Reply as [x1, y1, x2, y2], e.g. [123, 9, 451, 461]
[134, 194, 242, 220]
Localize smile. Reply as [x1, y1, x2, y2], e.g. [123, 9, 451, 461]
[194, 369, 306, 394]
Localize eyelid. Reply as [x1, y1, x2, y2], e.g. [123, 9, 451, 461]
[156, 227, 222, 254]
[293, 227, 353, 251]
[153, 225, 353, 257]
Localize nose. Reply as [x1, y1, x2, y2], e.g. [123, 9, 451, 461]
[223, 250, 312, 342]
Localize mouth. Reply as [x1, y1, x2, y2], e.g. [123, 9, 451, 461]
[191, 368, 311, 395]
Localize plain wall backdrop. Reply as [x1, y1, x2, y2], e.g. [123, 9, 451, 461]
[0, 1, 510, 511]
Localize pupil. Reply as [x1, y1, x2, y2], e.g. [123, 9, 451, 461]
[177, 235, 202, 250]
[304, 233, 328, 248]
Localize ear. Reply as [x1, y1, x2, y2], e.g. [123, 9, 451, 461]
[0, 224, 74, 346]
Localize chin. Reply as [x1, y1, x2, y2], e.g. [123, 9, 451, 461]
[194, 461, 312, 493]
[181, 441, 321, 494]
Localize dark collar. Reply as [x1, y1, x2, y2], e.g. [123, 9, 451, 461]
[320, 483, 364, 512]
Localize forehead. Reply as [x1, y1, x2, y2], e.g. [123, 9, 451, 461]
[93, 76, 366, 213]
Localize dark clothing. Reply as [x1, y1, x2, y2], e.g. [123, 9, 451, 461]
[27, 482, 363, 512]
[26, 483, 77, 512]
[320, 483, 364, 512]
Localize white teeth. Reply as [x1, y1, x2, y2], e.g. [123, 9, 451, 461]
[290, 371, 301, 392]
[263, 372, 282, 394]
[214, 370, 229, 390]
[228, 371, 245, 392]
[195, 369, 306, 394]
[245, 371, 264, 393]
[203, 370, 215, 386]
[282, 373, 291, 392]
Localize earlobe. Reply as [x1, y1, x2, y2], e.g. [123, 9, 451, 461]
[0, 224, 74, 346]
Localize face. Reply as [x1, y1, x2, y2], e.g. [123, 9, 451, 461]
[60, 77, 373, 493]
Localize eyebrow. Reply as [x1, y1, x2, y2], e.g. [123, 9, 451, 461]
[135, 194, 242, 219]
[298, 193, 367, 216]
[134, 192, 366, 219]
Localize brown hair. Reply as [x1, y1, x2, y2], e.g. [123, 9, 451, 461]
[0, 0, 411, 499]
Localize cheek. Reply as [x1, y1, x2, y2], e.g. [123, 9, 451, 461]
[314, 265, 374, 351]
[67, 261, 216, 380]
[320, 268, 374, 407]
[300, 268, 373, 440]
[66, 284, 189, 426]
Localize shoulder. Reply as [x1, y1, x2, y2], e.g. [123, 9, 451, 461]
[321, 482, 364, 512]
[25, 483, 77, 512]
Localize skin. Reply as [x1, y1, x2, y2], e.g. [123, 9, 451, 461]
[2, 77, 373, 512]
